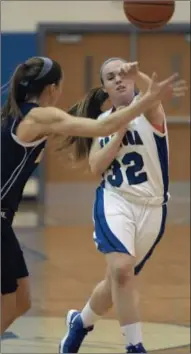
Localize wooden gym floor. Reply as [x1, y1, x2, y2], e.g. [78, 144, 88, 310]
[1, 184, 190, 354]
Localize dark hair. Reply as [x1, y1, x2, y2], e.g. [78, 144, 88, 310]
[58, 87, 108, 160]
[1, 56, 62, 122]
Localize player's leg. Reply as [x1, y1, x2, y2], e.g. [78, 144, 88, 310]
[1, 293, 17, 334]
[1, 277, 31, 334]
[1, 263, 31, 335]
[104, 242, 145, 353]
[86, 203, 167, 352]
[81, 267, 112, 326]
[1, 218, 31, 334]
[120, 203, 167, 352]
[16, 276, 31, 318]
[60, 189, 145, 353]
[83, 203, 167, 353]
[74, 201, 167, 319]
[93, 189, 145, 352]
[15, 243, 31, 318]
[59, 270, 112, 354]
[1, 217, 18, 334]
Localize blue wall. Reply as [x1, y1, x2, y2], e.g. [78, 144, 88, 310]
[1, 33, 37, 105]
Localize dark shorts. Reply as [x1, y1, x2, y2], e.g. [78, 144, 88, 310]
[1, 215, 29, 295]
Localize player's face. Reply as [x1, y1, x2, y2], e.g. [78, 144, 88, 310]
[102, 60, 135, 108]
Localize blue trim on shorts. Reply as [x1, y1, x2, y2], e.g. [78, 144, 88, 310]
[93, 187, 130, 254]
[135, 204, 167, 275]
[153, 134, 169, 204]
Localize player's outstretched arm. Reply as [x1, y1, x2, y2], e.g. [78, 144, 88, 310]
[17, 91, 155, 142]
[29, 92, 154, 137]
[17, 72, 186, 143]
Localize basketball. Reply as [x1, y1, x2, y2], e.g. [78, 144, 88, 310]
[123, 0, 175, 30]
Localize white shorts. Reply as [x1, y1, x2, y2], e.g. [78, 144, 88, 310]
[93, 187, 167, 275]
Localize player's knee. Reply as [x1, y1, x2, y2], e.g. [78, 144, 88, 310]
[110, 259, 134, 286]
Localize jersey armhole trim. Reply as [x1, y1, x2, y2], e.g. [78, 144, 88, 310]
[11, 118, 47, 147]
[152, 123, 165, 134]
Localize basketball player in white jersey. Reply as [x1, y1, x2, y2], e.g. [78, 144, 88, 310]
[59, 58, 187, 353]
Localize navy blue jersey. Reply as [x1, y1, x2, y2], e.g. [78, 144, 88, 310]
[1, 103, 46, 212]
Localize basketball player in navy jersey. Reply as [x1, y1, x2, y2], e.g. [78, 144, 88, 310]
[1, 55, 185, 335]
[59, 59, 188, 353]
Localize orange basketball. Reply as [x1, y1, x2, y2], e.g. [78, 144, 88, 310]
[123, 0, 175, 30]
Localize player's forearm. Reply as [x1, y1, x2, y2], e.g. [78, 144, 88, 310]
[89, 133, 125, 175]
[135, 71, 151, 93]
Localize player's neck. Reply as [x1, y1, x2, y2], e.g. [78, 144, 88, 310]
[27, 97, 48, 107]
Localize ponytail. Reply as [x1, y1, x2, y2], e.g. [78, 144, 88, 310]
[1, 64, 29, 121]
[58, 87, 109, 160]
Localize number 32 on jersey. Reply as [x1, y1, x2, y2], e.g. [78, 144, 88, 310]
[107, 151, 148, 187]
[101, 129, 148, 187]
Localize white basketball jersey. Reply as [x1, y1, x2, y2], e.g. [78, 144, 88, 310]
[98, 109, 170, 206]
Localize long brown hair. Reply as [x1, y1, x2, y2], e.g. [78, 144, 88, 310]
[61, 87, 109, 160]
[1, 56, 62, 123]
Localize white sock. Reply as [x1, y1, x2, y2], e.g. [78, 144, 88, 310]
[80, 302, 100, 328]
[121, 322, 143, 346]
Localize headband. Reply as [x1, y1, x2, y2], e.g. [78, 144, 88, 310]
[34, 57, 53, 80]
